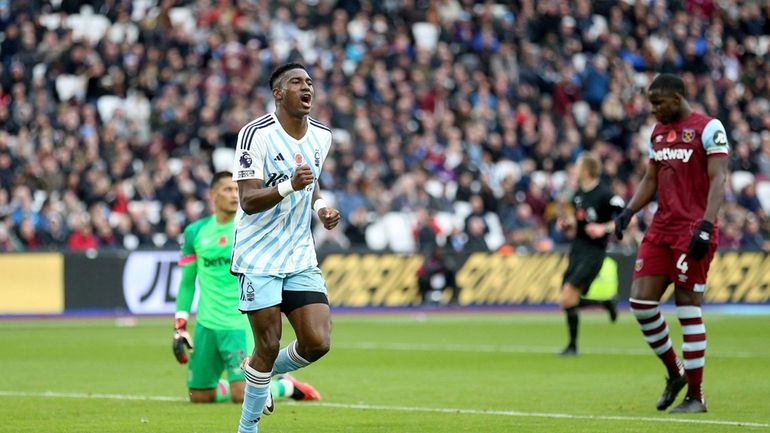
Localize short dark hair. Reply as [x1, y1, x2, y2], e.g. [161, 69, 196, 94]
[269, 63, 307, 90]
[648, 73, 686, 98]
[211, 171, 232, 188]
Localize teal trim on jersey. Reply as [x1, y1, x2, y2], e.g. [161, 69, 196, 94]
[177, 215, 248, 331]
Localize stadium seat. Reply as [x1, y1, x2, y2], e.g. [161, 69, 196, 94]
[453, 201, 472, 222]
[494, 160, 521, 185]
[530, 171, 549, 189]
[424, 178, 446, 199]
[433, 211, 457, 246]
[97, 95, 125, 122]
[65, 6, 110, 43]
[551, 171, 568, 192]
[365, 220, 389, 251]
[572, 101, 591, 127]
[412, 22, 439, 51]
[212, 148, 235, 173]
[383, 212, 416, 253]
[128, 200, 162, 225]
[756, 181, 770, 214]
[484, 213, 505, 251]
[731, 171, 755, 193]
[55, 75, 86, 102]
[168, 7, 196, 35]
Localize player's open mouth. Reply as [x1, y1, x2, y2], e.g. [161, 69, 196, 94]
[300, 93, 312, 108]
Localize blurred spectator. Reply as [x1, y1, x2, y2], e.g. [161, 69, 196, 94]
[463, 216, 489, 252]
[344, 206, 370, 247]
[740, 214, 769, 252]
[417, 248, 460, 305]
[0, 0, 767, 256]
[414, 207, 440, 252]
[0, 221, 22, 251]
[67, 213, 98, 251]
[16, 217, 40, 250]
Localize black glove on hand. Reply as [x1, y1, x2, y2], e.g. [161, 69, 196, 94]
[173, 318, 193, 364]
[613, 208, 634, 240]
[688, 220, 714, 261]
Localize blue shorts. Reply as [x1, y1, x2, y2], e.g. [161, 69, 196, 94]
[237, 266, 328, 312]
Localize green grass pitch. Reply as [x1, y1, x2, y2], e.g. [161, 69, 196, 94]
[0, 310, 768, 433]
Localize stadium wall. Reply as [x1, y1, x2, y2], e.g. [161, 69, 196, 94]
[1, 251, 769, 315]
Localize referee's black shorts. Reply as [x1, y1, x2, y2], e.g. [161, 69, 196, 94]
[562, 249, 605, 293]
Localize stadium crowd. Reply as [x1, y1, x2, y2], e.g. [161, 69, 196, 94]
[1, 0, 770, 254]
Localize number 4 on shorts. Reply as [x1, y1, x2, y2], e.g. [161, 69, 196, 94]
[676, 254, 689, 274]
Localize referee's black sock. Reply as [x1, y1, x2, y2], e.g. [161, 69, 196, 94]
[565, 306, 578, 348]
[577, 298, 602, 308]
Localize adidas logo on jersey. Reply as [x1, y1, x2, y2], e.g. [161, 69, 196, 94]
[651, 147, 693, 163]
[274, 153, 285, 161]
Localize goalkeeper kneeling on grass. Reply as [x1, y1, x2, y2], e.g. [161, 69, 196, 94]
[172, 171, 320, 405]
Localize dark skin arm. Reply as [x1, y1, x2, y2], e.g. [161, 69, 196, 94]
[238, 165, 314, 215]
[702, 156, 728, 223]
[625, 161, 658, 213]
[311, 181, 341, 230]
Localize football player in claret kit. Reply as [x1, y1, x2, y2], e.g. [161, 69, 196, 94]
[556, 154, 623, 356]
[231, 63, 340, 433]
[615, 74, 729, 413]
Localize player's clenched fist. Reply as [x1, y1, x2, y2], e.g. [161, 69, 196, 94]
[172, 318, 194, 364]
[318, 207, 340, 230]
[291, 165, 314, 191]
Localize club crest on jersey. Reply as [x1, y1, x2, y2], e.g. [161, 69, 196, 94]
[635, 259, 644, 272]
[295, 153, 303, 165]
[682, 129, 695, 143]
[666, 130, 677, 143]
[240, 152, 253, 168]
[218, 236, 227, 246]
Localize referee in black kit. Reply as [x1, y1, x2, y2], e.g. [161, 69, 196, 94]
[556, 154, 624, 356]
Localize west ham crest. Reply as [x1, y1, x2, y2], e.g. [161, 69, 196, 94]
[682, 129, 695, 143]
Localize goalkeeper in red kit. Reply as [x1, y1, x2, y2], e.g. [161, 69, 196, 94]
[615, 74, 729, 413]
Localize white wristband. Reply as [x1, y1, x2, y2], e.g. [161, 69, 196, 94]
[175, 311, 189, 321]
[277, 180, 295, 197]
[313, 199, 329, 213]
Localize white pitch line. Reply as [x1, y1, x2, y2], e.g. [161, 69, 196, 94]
[0, 390, 186, 402]
[333, 342, 759, 358]
[0, 390, 767, 429]
[297, 401, 770, 429]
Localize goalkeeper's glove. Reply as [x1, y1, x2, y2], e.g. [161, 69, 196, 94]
[172, 313, 193, 364]
[688, 220, 714, 261]
[613, 208, 634, 240]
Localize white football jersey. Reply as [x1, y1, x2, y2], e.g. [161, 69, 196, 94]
[231, 113, 332, 275]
